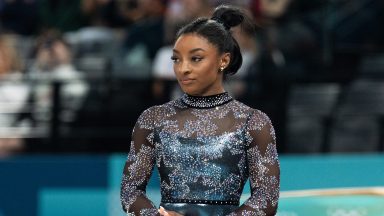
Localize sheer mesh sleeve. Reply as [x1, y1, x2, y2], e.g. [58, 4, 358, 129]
[229, 110, 280, 216]
[120, 108, 159, 216]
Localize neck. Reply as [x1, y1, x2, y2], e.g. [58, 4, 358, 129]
[190, 81, 225, 97]
[181, 92, 233, 109]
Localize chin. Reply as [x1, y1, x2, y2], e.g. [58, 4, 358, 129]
[182, 89, 199, 96]
[180, 84, 210, 96]
[182, 89, 195, 95]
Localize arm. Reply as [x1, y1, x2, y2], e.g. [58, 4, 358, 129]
[120, 108, 159, 216]
[230, 110, 280, 216]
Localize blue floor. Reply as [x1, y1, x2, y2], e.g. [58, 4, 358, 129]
[0, 153, 383, 216]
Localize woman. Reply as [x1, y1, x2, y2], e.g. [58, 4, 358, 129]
[121, 5, 280, 216]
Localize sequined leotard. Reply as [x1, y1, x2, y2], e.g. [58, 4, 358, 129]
[121, 92, 280, 216]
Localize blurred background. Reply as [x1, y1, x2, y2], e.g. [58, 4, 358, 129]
[0, 0, 383, 215]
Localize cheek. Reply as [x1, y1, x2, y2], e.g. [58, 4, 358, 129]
[197, 63, 219, 79]
[173, 64, 180, 77]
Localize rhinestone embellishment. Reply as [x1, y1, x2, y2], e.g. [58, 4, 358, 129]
[161, 199, 239, 206]
[181, 92, 233, 109]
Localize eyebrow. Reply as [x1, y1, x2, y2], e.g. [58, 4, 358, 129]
[172, 48, 206, 54]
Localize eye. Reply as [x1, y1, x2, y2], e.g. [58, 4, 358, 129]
[171, 56, 179, 63]
[191, 56, 203, 62]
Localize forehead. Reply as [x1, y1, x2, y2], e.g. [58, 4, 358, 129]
[173, 33, 218, 53]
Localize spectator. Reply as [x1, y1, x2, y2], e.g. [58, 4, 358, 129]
[26, 31, 89, 132]
[118, 0, 168, 78]
[225, 11, 259, 99]
[0, 34, 30, 157]
[246, 0, 307, 153]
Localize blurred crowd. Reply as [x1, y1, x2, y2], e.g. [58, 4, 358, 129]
[1, 0, 384, 156]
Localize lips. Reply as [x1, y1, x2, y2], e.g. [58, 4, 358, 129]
[180, 78, 195, 85]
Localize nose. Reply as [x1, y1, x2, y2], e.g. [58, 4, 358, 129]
[179, 61, 191, 74]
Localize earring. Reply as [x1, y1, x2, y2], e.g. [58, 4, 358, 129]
[219, 66, 225, 72]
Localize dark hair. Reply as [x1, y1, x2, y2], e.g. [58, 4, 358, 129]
[176, 5, 249, 76]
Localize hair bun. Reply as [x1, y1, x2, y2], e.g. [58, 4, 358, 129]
[211, 5, 244, 30]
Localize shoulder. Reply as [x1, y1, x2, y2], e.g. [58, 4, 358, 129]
[248, 109, 273, 132]
[230, 100, 265, 117]
[232, 100, 272, 131]
[227, 100, 252, 116]
[137, 100, 178, 122]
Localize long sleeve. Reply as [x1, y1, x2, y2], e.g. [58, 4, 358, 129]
[229, 110, 280, 216]
[120, 108, 159, 216]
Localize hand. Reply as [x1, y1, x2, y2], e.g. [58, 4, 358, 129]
[158, 206, 183, 216]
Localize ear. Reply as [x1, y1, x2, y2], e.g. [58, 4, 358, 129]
[220, 52, 231, 70]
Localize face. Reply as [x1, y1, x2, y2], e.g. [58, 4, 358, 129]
[172, 33, 230, 96]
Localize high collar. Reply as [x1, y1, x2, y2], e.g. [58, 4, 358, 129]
[181, 92, 233, 109]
